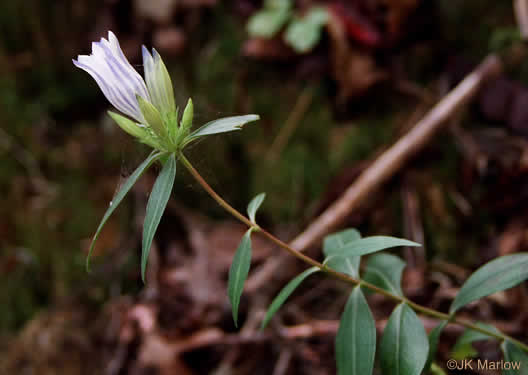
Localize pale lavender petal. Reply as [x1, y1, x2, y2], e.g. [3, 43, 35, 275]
[94, 44, 142, 110]
[76, 47, 141, 120]
[108, 31, 139, 74]
[73, 31, 151, 123]
[74, 54, 142, 121]
[73, 58, 139, 120]
[142, 46, 164, 112]
[141, 46, 174, 114]
[99, 38, 149, 100]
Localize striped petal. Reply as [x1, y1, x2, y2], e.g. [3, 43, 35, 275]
[73, 31, 150, 123]
[142, 46, 175, 115]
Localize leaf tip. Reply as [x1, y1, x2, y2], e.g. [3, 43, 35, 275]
[231, 303, 239, 327]
[248, 114, 260, 123]
[141, 263, 147, 284]
[85, 240, 97, 273]
[247, 192, 266, 223]
[85, 258, 91, 273]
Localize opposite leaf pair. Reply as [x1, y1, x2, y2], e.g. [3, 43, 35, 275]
[258, 228, 423, 375]
[247, 227, 528, 374]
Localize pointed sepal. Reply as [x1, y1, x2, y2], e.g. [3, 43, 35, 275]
[180, 98, 194, 133]
[108, 111, 164, 149]
[142, 46, 176, 116]
[137, 94, 168, 141]
[108, 111, 148, 140]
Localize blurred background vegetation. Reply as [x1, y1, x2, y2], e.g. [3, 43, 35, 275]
[1, 0, 528, 374]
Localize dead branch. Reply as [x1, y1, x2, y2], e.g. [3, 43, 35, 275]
[247, 55, 503, 292]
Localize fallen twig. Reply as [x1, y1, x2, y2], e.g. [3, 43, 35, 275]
[247, 55, 503, 292]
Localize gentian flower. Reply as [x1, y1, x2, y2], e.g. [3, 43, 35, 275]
[75, 31, 259, 281]
[73, 31, 181, 151]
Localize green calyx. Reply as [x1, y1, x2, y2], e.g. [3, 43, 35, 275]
[108, 49, 260, 152]
[180, 98, 194, 132]
[137, 95, 168, 141]
[108, 111, 165, 150]
[110, 96, 195, 153]
[110, 96, 260, 154]
[173, 98, 193, 147]
[114, 49, 190, 152]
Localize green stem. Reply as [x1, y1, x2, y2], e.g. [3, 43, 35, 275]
[179, 153, 528, 352]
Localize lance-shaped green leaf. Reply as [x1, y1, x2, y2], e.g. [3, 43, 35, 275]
[451, 323, 501, 359]
[501, 340, 528, 375]
[330, 236, 420, 258]
[380, 303, 429, 375]
[86, 151, 162, 270]
[450, 254, 528, 314]
[261, 266, 319, 329]
[323, 228, 361, 257]
[247, 193, 266, 224]
[336, 287, 376, 375]
[108, 111, 148, 140]
[363, 253, 406, 296]
[324, 255, 360, 278]
[108, 111, 165, 150]
[424, 321, 447, 373]
[180, 98, 194, 133]
[184, 115, 260, 144]
[323, 229, 362, 277]
[141, 153, 176, 282]
[137, 95, 168, 141]
[228, 229, 254, 327]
